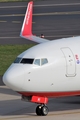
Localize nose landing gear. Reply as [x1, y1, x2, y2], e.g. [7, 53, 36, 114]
[36, 104, 49, 116]
[21, 95, 49, 116]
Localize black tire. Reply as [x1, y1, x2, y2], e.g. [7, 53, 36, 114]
[36, 105, 42, 116]
[41, 106, 49, 116]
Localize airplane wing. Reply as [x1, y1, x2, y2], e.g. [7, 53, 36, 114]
[20, 1, 49, 43]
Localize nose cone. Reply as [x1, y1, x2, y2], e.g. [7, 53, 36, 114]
[3, 64, 25, 91]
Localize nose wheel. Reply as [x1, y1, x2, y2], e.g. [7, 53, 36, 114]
[36, 105, 49, 116]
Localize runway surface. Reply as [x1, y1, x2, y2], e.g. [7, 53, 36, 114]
[0, 86, 80, 120]
[0, 0, 80, 119]
[0, 0, 80, 44]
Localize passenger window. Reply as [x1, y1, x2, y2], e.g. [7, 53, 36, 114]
[41, 58, 48, 65]
[34, 59, 40, 66]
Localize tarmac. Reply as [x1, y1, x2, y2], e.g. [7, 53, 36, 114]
[0, 0, 80, 119]
[0, 86, 80, 120]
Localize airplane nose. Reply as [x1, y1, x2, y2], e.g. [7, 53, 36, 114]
[3, 64, 25, 91]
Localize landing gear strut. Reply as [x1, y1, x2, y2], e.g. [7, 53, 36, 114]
[36, 104, 49, 116]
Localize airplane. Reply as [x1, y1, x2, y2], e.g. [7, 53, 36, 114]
[3, 1, 80, 116]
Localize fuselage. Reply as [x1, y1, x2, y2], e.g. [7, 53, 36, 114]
[3, 36, 80, 97]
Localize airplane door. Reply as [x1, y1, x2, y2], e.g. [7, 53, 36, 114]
[61, 47, 76, 77]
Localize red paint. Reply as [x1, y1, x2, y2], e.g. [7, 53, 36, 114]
[22, 1, 33, 36]
[75, 55, 79, 59]
[31, 96, 48, 104]
[18, 91, 80, 98]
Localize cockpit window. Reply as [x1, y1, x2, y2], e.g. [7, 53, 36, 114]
[41, 58, 48, 65]
[34, 59, 40, 66]
[20, 58, 34, 64]
[14, 57, 34, 64]
[14, 57, 22, 63]
[14, 57, 48, 65]
[34, 58, 48, 66]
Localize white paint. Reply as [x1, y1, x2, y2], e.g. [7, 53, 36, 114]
[3, 36, 80, 92]
[3, 1, 80, 96]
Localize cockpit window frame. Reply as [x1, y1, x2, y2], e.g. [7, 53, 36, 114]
[14, 57, 48, 66]
[34, 58, 48, 66]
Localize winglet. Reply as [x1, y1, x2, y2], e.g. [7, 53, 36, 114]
[20, 1, 49, 43]
[21, 1, 33, 36]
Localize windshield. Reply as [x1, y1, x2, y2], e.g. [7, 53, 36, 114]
[14, 57, 48, 65]
[34, 58, 48, 66]
[34, 59, 40, 66]
[14, 57, 22, 63]
[20, 58, 34, 64]
[14, 57, 34, 64]
[41, 58, 48, 65]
